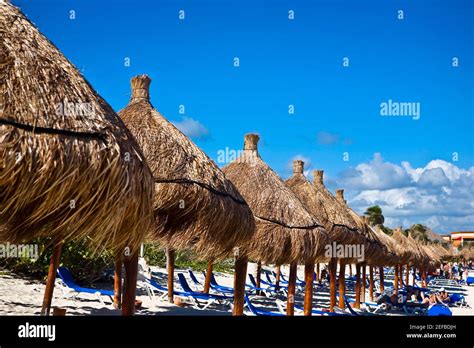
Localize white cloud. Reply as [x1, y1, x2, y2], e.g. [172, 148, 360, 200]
[172, 116, 209, 139]
[317, 131, 339, 145]
[336, 155, 474, 233]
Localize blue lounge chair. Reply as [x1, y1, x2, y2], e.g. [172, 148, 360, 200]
[244, 294, 285, 316]
[209, 273, 234, 294]
[279, 272, 305, 286]
[264, 272, 288, 289]
[177, 273, 233, 310]
[247, 274, 279, 296]
[448, 293, 467, 307]
[294, 303, 346, 316]
[428, 304, 452, 316]
[57, 267, 113, 306]
[261, 273, 288, 294]
[188, 270, 202, 290]
[466, 277, 474, 286]
[144, 276, 188, 301]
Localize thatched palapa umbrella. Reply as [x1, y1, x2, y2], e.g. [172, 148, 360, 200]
[334, 190, 386, 304]
[285, 163, 361, 312]
[223, 134, 330, 315]
[118, 75, 255, 315]
[391, 227, 425, 288]
[0, 1, 154, 315]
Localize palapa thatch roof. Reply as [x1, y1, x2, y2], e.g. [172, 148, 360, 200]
[391, 227, 425, 265]
[222, 134, 330, 265]
[285, 163, 361, 245]
[369, 224, 401, 266]
[0, 1, 153, 253]
[459, 246, 474, 260]
[118, 75, 255, 260]
[334, 190, 386, 264]
[408, 235, 432, 267]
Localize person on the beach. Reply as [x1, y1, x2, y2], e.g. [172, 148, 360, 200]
[437, 288, 450, 304]
[443, 263, 450, 279]
[420, 291, 441, 307]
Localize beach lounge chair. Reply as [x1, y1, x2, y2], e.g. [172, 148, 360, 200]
[428, 304, 452, 316]
[466, 276, 474, 286]
[448, 293, 468, 307]
[143, 277, 188, 302]
[188, 270, 203, 291]
[209, 273, 234, 294]
[262, 273, 288, 294]
[279, 271, 305, 286]
[293, 303, 346, 316]
[177, 273, 233, 310]
[244, 294, 285, 316]
[247, 274, 280, 296]
[56, 267, 113, 306]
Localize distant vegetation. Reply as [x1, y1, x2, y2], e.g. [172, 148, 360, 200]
[0, 239, 234, 285]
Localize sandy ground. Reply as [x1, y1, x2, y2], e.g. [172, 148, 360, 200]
[0, 262, 472, 316]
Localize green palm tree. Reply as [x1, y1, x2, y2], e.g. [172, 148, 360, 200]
[364, 205, 385, 226]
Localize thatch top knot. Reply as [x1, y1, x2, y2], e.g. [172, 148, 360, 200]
[293, 160, 304, 174]
[131, 74, 151, 102]
[335, 189, 345, 203]
[244, 133, 260, 152]
[313, 170, 324, 185]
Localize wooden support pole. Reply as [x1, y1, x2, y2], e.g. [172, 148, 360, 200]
[113, 253, 122, 309]
[315, 263, 320, 283]
[303, 261, 315, 316]
[166, 248, 175, 303]
[329, 258, 338, 312]
[379, 266, 385, 292]
[355, 264, 361, 309]
[286, 261, 297, 316]
[399, 264, 403, 288]
[405, 264, 410, 286]
[393, 264, 399, 291]
[122, 252, 139, 316]
[256, 260, 262, 285]
[369, 265, 374, 301]
[275, 265, 281, 289]
[203, 261, 213, 294]
[361, 264, 366, 302]
[41, 242, 63, 316]
[232, 256, 248, 316]
[349, 264, 353, 277]
[412, 267, 416, 286]
[338, 260, 346, 309]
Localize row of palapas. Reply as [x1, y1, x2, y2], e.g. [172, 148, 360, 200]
[0, 1, 450, 316]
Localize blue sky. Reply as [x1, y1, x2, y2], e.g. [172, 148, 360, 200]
[14, 0, 473, 233]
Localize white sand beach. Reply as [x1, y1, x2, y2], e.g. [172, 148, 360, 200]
[1, 263, 473, 316]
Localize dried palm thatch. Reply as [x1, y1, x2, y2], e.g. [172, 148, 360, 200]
[118, 75, 255, 260]
[222, 134, 329, 265]
[408, 235, 432, 267]
[333, 190, 386, 264]
[285, 163, 360, 245]
[391, 228, 425, 266]
[459, 246, 474, 260]
[422, 243, 442, 265]
[370, 224, 401, 266]
[0, 1, 153, 253]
